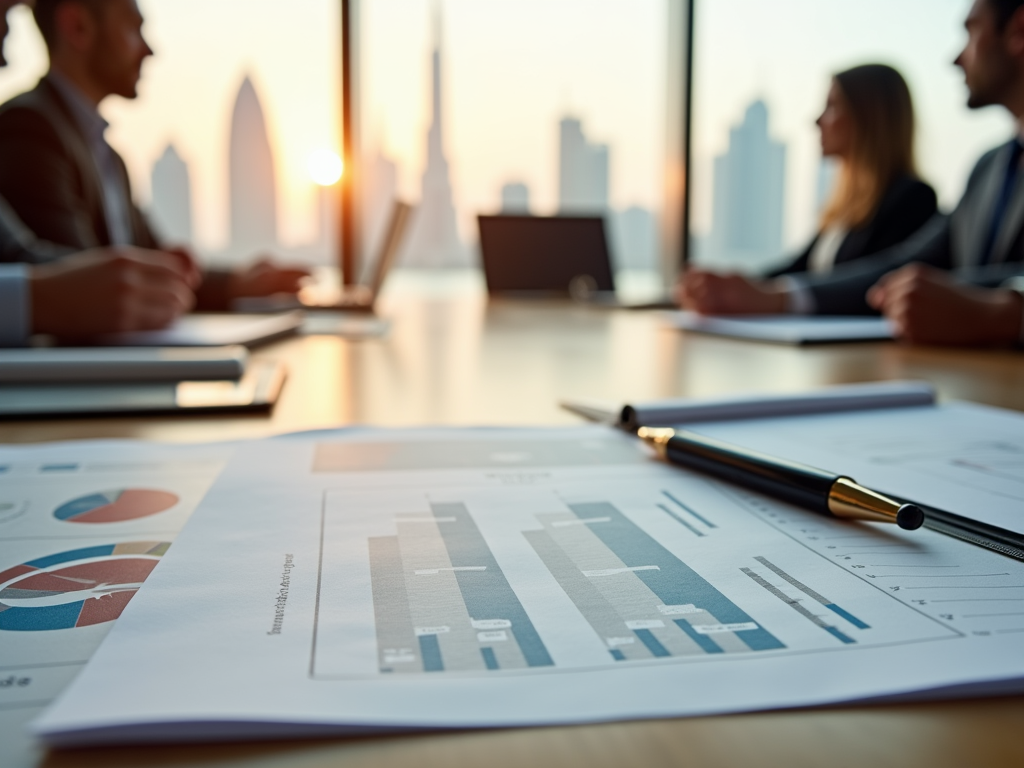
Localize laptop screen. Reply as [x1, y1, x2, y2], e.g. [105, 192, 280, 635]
[477, 216, 616, 294]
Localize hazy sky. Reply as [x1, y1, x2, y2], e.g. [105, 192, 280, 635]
[0, 0, 1013, 260]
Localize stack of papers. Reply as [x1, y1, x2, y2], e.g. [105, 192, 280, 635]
[24, 404, 1024, 746]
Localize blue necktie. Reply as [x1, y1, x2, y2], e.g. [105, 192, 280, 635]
[980, 139, 1024, 265]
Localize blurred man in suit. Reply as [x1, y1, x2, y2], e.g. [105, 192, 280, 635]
[681, 0, 1024, 347]
[0, 0, 307, 315]
[0, 0, 196, 346]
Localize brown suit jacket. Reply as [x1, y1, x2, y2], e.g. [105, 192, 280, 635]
[0, 77, 229, 307]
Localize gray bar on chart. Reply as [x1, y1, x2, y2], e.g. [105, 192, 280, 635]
[538, 512, 708, 658]
[754, 556, 870, 629]
[524, 529, 652, 662]
[741, 567, 854, 645]
[569, 502, 785, 652]
[368, 536, 421, 674]
[431, 503, 554, 668]
[397, 516, 487, 672]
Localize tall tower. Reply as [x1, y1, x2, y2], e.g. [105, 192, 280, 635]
[403, 3, 468, 268]
[558, 117, 609, 214]
[229, 76, 278, 254]
[150, 143, 193, 244]
[709, 100, 786, 269]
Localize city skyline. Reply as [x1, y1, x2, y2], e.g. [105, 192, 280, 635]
[0, 0, 1013, 272]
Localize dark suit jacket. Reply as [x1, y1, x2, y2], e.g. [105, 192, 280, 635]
[0, 195, 73, 264]
[0, 77, 230, 308]
[768, 175, 937, 277]
[802, 141, 1024, 314]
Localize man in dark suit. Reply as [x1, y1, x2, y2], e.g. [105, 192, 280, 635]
[0, 0, 196, 346]
[682, 0, 1024, 347]
[0, 0, 306, 312]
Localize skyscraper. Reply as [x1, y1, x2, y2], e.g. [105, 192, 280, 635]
[709, 100, 786, 269]
[558, 117, 609, 214]
[402, 5, 468, 268]
[610, 206, 657, 271]
[500, 182, 531, 213]
[229, 76, 278, 255]
[149, 143, 193, 244]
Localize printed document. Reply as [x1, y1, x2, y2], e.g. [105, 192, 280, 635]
[34, 426, 1024, 745]
[664, 311, 893, 344]
[0, 441, 231, 768]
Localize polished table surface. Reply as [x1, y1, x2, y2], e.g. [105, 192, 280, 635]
[4, 274, 1023, 767]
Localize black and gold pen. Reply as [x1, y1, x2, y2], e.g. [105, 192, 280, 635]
[637, 427, 924, 531]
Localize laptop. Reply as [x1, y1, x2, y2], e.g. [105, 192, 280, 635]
[235, 200, 413, 315]
[477, 214, 674, 308]
[477, 215, 615, 297]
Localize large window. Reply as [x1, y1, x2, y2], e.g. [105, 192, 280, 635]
[689, 0, 1014, 274]
[0, 0, 341, 267]
[354, 0, 671, 279]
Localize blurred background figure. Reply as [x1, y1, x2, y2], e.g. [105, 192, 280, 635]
[0, 0, 307, 313]
[0, 0, 196, 346]
[679, 64, 936, 315]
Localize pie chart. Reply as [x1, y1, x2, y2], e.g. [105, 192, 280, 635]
[0, 541, 170, 631]
[54, 489, 179, 524]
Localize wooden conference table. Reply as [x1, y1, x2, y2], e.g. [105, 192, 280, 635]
[3, 273, 1023, 768]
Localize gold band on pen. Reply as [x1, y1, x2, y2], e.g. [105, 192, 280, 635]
[637, 426, 673, 458]
[828, 477, 905, 524]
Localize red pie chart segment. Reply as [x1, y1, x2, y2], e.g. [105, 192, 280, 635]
[54, 489, 179, 524]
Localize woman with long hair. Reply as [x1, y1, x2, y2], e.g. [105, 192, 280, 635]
[679, 64, 937, 314]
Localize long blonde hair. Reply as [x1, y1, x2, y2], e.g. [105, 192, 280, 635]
[820, 64, 918, 230]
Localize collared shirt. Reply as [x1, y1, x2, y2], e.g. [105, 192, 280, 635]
[47, 72, 134, 246]
[0, 263, 29, 346]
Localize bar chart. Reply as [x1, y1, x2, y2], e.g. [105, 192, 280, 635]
[368, 503, 553, 674]
[525, 502, 784, 660]
[314, 478, 960, 679]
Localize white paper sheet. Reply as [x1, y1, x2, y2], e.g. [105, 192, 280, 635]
[664, 311, 893, 344]
[0, 441, 232, 768]
[689, 402, 1024, 537]
[34, 426, 1024, 746]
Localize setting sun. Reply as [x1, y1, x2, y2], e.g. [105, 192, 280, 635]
[307, 149, 343, 187]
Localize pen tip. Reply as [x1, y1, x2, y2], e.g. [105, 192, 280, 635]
[896, 504, 925, 531]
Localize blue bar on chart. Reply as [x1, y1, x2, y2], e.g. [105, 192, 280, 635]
[741, 566, 856, 644]
[367, 502, 555, 675]
[525, 500, 785, 662]
[431, 502, 554, 668]
[656, 503, 704, 537]
[568, 502, 785, 653]
[662, 490, 717, 528]
[754, 556, 870, 630]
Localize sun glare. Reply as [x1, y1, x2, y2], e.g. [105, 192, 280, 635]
[307, 149, 343, 186]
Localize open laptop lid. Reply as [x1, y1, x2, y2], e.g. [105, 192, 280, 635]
[477, 215, 616, 295]
[363, 200, 413, 303]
